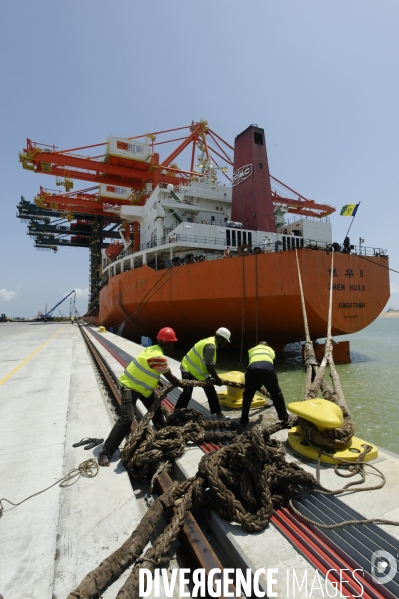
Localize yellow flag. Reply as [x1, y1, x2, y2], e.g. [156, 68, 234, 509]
[340, 204, 359, 217]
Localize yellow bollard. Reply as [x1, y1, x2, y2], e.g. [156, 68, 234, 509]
[217, 371, 266, 409]
[287, 399, 378, 463]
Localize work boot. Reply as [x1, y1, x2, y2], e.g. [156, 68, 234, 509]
[98, 452, 110, 467]
[215, 411, 226, 420]
[236, 421, 248, 434]
[280, 416, 293, 429]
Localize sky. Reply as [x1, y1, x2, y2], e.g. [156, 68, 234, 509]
[1, 0, 399, 318]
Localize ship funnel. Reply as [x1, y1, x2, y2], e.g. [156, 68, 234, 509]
[231, 125, 276, 232]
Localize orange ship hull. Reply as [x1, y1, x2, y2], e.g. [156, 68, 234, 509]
[93, 249, 389, 350]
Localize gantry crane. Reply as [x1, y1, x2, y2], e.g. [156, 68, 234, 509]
[20, 120, 335, 218]
[17, 197, 122, 309]
[18, 121, 335, 314]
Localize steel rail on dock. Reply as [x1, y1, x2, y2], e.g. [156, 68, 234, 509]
[78, 323, 236, 598]
[79, 323, 399, 599]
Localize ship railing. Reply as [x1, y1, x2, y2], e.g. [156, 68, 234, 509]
[139, 234, 227, 252]
[348, 244, 388, 257]
[103, 237, 388, 279]
[163, 221, 180, 235]
[301, 239, 388, 257]
[163, 215, 229, 234]
[283, 215, 331, 225]
[143, 236, 387, 258]
[112, 237, 388, 261]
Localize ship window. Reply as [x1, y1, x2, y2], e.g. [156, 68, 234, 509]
[254, 132, 263, 145]
[123, 260, 130, 272]
[248, 232, 252, 246]
[226, 230, 231, 246]
[232, 230, 236, 247]
[237, 231, 242, 246]
[243, 232, 247, 244]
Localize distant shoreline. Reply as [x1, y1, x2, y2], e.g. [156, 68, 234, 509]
[380, 311, 399, 317]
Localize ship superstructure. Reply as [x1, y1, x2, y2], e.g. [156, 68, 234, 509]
[105, 167, 333, 274]
[18, 122, 390, 351]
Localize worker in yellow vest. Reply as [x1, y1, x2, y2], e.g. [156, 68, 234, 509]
[240, 341, 291, 428]
[98, 327, 184, 467]
[174, 327, 231, 419]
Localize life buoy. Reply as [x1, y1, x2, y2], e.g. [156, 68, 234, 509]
[169, 236, 176, 243]
[198, 255, 205, 262]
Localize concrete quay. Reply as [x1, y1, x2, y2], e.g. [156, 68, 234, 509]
[1, 321, 399, 599]
[86, 326, 399, 599]
[0, 323, 147, 599]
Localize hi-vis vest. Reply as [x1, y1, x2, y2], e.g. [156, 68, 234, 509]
[182, 336, 217, 381]
[248, 344, 275, 366]
[120, 345, 164, 397]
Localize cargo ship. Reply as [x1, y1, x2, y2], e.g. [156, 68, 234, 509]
[92, 124, 390, 353]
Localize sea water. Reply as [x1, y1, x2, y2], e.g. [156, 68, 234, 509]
[213, 316, 399, 455]
[172, 316, 398, 454]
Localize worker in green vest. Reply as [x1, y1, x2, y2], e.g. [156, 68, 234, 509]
[98, 327, 184, 467]
[174, 327, 231, 419]
[239, 341, 291, 428]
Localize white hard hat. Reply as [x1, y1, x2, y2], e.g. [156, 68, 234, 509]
[215, 327, 231, 342]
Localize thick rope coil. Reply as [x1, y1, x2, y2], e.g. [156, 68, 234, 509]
[69, 421, 317, 599]
[68, 390, 399, 599]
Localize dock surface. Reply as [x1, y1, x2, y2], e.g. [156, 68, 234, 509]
[0, 323, 141, 599]
[1, 322, 399, 598]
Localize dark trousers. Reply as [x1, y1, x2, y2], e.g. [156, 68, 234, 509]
[175, 370, 221, 414]
[101, 386, 162, 458]
[241, 368, 288, 425]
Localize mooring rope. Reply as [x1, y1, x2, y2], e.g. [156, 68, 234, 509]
[294, 249, 354, 448]
[289, 249, 399, 528]
[68, 376, 399, 599]
[68, 413, 316, 599]
[0, 459, 99, 518]
[288, 444, 399, 529]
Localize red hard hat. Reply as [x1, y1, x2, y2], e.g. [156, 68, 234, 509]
[156, 327, 178, 342]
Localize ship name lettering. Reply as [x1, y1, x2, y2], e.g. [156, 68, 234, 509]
[328, 283, 345, 291]
[339, 302, 366, 309]
[349, 284, 366, 291]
